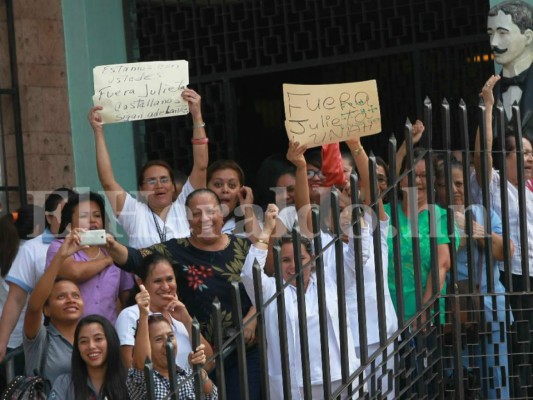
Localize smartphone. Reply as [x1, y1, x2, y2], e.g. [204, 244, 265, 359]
[79, 229, 107, 246]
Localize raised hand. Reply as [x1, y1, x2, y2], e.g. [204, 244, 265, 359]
[286, 141, 307, 169]
[135, 284, 151, 317]
[182, 88, 202, 120]
[88, 106, 104, 131]
[166, 293, 193, 325]
[412, 120, 425, 145]
[263, 204, 279, 234]
[238, 186, 254, 206]
[57, 228, 88, 258]
[480, 75, 501, 108]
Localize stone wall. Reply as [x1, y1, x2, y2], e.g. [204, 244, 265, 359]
[1, 0, 74, 207]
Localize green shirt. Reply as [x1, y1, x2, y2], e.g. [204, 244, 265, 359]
[384, 203, 457, 322]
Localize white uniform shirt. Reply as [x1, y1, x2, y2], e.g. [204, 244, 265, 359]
[115, 305, 193, 369]
[343, 215, 398, 349]
[278, 206, 398, 347]
[117, 179, 194, 248]
[4, 234, 51, 348]
[241, 245, 358, 400]
[471, 169, 533, 275]
[5, 234, 49, 294]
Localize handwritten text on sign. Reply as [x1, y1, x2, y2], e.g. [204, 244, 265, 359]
[92, 60, 189, 124]
[283, 80, 381, 147]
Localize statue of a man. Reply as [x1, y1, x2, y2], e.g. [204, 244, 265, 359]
[488, 0, 533, 140]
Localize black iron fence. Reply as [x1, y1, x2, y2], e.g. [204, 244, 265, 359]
[141, 98, 529, 399]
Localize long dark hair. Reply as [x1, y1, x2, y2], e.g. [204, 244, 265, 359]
[0, 214, 19, 277]
[14, 204, 45, 240]
[58, 192, 107, 236]
[44, 187, 76, 231]
[71, 315, 128, 400]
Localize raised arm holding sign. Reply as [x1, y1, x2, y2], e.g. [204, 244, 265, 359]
[88, 82, 208, 248]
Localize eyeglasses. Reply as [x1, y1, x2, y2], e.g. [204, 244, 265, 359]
[306, 170, 325, 179]
[136, 312, 167, 326]
[143, 176, 171, 186]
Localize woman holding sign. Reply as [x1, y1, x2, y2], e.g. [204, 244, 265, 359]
[88, 88, 208, 248]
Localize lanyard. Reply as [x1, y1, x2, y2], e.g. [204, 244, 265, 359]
[151, 211, 167, 243]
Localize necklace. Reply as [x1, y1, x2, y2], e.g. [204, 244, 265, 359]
[87, 247, 101, 261]
[151, 211, 167, 243]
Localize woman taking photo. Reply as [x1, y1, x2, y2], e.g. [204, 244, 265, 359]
[115, 253, 213, 369]
[127, 284, 217, 400]
[106, 188, 260, 399]
[23, 231, 84, 387]
[48, 314, 129, 399]
[88, 88, 208, 248]
[46, 192, 133, 324]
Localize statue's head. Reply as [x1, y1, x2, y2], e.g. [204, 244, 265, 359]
[488, 0, 533, 71]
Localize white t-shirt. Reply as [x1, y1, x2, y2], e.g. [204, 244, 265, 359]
[117, 179, 194, 248]
[115, 305, 193, 368]
[5, 234, 49, 294]
[0, 277, 23, 349]
[4, 234, 50, 349]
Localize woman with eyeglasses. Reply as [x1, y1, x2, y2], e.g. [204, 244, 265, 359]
[88, 88, 208, 248]
[384, 147, 457, 324]
[438, 156, 511, 399]
[127, 284, 217, 400]
[105, 188, 261, 400]
[48, 314, 129, 400]
[115, 252, 213, 370]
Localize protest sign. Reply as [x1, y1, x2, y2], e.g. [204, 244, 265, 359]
[283, 80, 381, 147]
[92, 60, 189, 124]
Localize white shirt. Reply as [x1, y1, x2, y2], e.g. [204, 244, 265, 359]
[241, 245, 358, 400]
[3, 234, 50, 348]
[471, 169, 533, 275]
[0, 277, 23, 349]
[117, 179, 194, 248]
[278, 206, 398, 346]
[115, 305, 193, 369]
[343, 215, 398, 348]
[5, 234, 49, 293]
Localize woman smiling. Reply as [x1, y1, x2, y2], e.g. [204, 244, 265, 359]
[106, 188, 260, 399]
[48, 315, 129, 399]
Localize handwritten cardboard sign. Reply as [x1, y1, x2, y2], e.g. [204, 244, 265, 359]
[92, 60, 189, 124]
[283, 80, 381, 147]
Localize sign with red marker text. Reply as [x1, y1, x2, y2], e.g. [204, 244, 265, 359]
[92, 60, 189, 124]
[283, 80, 381, 147]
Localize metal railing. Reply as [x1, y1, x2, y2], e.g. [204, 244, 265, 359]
[141, 97, 528, 399]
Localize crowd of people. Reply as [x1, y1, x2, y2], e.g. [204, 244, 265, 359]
[1, 0, 533, 395]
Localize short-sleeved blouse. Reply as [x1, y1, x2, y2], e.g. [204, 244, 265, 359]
[384, 203, 457, 321]
[122, 235, 252, 343]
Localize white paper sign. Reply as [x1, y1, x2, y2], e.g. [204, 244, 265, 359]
[92, 60, 189, 124]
